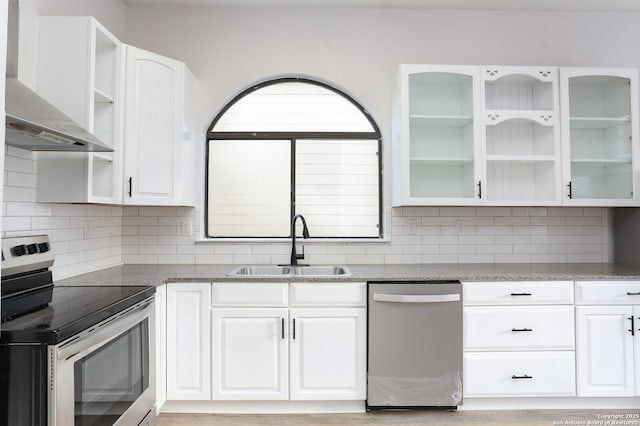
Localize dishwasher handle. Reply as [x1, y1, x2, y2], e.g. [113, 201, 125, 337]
[372, 293, 460, 303]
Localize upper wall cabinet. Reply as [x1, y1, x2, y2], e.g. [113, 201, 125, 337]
[480, 66, 562, 205]
[392, 65, 483, 206]
[35, 16, 123, 204]
[393, 64, 639, 207]
[560, 68, 640, 206]
[123, 46, 195, 206]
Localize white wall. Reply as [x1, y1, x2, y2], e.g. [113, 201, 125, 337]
[119, 6, 634, 264]
[17, 0, 127, 88]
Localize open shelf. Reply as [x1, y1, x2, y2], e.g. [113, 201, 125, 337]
[486, 160, 557, 202]
[94, 87, 114, 103]
[484, 73, 555, 111]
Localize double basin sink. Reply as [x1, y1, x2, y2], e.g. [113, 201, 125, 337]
[228, 265, 351, 277]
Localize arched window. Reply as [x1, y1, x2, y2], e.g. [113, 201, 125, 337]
[206, 77, 382, 238]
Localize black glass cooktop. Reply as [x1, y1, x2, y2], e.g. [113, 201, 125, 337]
[0, 285, 155, 344]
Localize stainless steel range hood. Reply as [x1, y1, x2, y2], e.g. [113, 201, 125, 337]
[4, 0, 112, 152]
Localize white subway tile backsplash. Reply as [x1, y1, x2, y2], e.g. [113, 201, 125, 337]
[1, 148, 615, 272]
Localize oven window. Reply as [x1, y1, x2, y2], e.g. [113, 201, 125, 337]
[73, 319, 149, 426]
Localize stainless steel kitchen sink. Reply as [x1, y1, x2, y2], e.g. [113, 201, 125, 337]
[228, 265, 351, 277]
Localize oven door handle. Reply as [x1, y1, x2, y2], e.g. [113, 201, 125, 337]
[56, 297, 154, 361]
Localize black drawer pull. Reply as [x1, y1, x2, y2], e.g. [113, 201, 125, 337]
[293, 318, 296, 340]
[510, 292, 532, 296]
[281, 318, 285, 339]
[512, 374, 533, 380]
[627, 292, 640, 296]
[629, 316, 635, 336]
[512, 328, 533, 332]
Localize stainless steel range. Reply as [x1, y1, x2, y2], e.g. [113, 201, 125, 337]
[0, 235, 156, 426]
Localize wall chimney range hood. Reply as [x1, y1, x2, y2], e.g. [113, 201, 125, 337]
[4, 0, 112, 152]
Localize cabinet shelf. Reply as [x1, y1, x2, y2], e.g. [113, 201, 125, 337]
[410, 156, 474, 166]
[409, 115, 473, 128]
[94, 87, 114, 103]
[486, 155, 556, 164]
[570, 116, 631, 130]
[571, 157, 631, 166]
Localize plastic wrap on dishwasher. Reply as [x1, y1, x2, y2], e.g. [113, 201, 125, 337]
[367, 370, 462, 407]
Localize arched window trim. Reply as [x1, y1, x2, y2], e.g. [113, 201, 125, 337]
[205, 76, 383, 239]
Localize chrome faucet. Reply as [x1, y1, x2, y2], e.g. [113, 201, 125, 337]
[283, 214, 310, 267]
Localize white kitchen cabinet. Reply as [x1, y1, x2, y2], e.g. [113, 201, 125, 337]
[481, 67, 562, 205]
[575, 281, 640, 397]
[464, 351, 576, 397]
[209, 282, 366, 402]
[576, 306, 635, 397]
[211, 308, 289, 400]
[123, 46, 195, 206]
[35, 16, 122, 204]
[155, 283, 167, 412]
[560, 68, 640, 206]
[166, 283, 211, 400]
[289, 308, 366, 400]
[462, 281, 576, 398]
[392, 64, 483, 206]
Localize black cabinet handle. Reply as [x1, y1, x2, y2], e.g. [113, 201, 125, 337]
[629, 316, 635, 336]
[512, 328, 533, 332]
[567, 182, 572, 199]
[512, 374, 533, 380]
[477, 181, 482, 199]
[128, 177, 132, 197]
[293, 318, 296, 340]
[281, 318, 285, 339]
[627, 292, 640, 296]
[510, 292, 532, 296]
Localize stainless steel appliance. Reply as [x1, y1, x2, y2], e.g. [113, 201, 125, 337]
[4, 0, 112, 152]
[0, 235, 156, 426]
[367, 281, 463, 410]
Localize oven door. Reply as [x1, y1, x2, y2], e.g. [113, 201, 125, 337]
[49, 297, 156, 426]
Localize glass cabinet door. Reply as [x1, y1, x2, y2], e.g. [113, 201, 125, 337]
[403, 68, 480, 202]
[562, 69, 638, 204]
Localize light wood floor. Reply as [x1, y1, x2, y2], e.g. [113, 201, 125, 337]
[158, 409, 640, 425]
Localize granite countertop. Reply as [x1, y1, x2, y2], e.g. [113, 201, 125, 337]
[54, 263, 640, 287]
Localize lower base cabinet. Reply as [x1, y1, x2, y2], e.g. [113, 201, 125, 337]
[464, 352, 576, 397]
[576, 306, 638, 397]
[211, 308, 289, 400]
[166, 283, 212, 400]
[289, 308, 366, 400]
[166, 282, 366, 404]
[575, 281, 640, 397]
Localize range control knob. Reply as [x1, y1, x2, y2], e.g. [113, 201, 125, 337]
[37, 242, 50, 253]
[27, 244, 38, 254]
[12, 245, 27, 256]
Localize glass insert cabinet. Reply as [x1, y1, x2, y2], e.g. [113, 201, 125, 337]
[560, 68, 639, 205]
[392, 64, 639, 207]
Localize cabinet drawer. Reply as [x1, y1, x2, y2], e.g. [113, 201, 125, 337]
[290, 282, 366, 307]
[211, 283, 288, 307]
[576, 281, 640, 305]
[463, 281, 574, 305]
[464, 306, 574, 351]
[464, 352, 576, 397]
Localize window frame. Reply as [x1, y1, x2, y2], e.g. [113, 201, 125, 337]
[205, 77, 383, 239]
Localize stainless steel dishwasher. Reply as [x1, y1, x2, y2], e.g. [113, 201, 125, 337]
[367, 281, 462, 410]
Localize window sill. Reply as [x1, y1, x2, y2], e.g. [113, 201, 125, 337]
[194, 237, 390, 244]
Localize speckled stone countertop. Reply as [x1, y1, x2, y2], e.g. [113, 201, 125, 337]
[54, 263, 640, 287]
